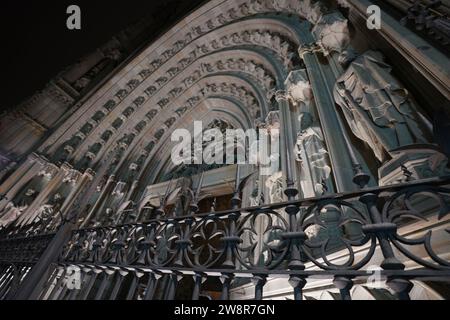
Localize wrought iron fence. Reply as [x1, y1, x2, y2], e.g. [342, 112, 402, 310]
[43, 176, 450, 300]
[0, 233, 55, 299]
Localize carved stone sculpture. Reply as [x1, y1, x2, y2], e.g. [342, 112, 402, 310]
[265, 171, 285, 203]
[334, 50, 431, 163]
[295, 126, 331, 196]
[35, 193, 65, 232]
[312, 12, 350, 56]
[0, 188, 37, 228]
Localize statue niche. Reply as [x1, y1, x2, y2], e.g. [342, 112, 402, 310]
[333, 50, 431, 163]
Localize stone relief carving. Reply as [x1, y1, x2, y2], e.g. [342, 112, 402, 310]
[38, 164, 59, 179]
[48, 0, 338, 174]
[34, 192, 65, 232]
[285, 69, 332, 196]
[56, 49, 275, 162]
[312, 12, 350, 56]
[333, 50, 431, 163]
[44, 0, 335, 157]
[285, 69, 313, 106]
[115, 89, 128, 101]
[0, 188, 37, 229]
[265, 171, 285, 203]
[134, 121, 147, 133]
[146, 109, 158, 120]
[62, 169, 81, 184]
[201, 82, 260, 117]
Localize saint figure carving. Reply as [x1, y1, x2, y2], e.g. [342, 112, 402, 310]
[333, 50, 430, 162]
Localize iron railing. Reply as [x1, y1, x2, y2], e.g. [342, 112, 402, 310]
[41, 175, 450, 300]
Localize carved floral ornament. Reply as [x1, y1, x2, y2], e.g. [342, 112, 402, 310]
[135, 80, 259, 152]
[62, 169, 81, 184]
[312, 12, 351, 56]
[76, 80, 260, 167]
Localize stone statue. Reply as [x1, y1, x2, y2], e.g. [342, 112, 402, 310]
[334, 50, 431, 163]
[295, 111, 332, 196]
[285, 69, 333, 196]
[265, 171, 285, 204]
[35, 193, 65, 232]
[0, 188, 37, 229]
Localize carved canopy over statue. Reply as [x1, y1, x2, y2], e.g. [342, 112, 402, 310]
[333, 50, 431, 163]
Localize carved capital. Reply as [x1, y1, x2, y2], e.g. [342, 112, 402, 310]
[63, 169, 82, 184]
[275, 90, 288, 102]
[298, 42, 321, 60]
[285, 70, 313, 106]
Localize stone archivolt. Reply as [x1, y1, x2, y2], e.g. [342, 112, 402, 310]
[40, 0, 318, 156]
[93, 79, 261, 181]
[57, 53, 275, 167]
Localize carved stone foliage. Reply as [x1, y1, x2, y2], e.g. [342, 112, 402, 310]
[55, 30, 291, 159]
[379, 146, 450, 186]
[285, 69, 312, 106]
[44, 0, 335, 159]
[183, 58, 275, 92]
[122, 81, 260, 173]
[201, 82, 260, 117]
[48, 0, 338, 174]
[55, 55, 268, 162]
[312, 12, 350, 56]
[265, 171, 285, 203]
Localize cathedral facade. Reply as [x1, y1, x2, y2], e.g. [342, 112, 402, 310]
[0, 0, 449, 300]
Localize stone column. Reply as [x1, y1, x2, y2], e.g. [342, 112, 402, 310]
[275, 90, 298, 195]
[285, 69, 334, 197]
[298, 12, 375, 192]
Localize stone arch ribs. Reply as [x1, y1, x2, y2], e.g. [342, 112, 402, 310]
[103, 76, 260, 184]
[62, 47, 282, 168]
[39, 10, 310, 158]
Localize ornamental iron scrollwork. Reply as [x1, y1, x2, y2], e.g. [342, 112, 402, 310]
[381, 185, 450, 270]
[59, 178, 450, 276]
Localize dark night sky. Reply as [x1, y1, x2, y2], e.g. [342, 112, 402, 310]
[0, 0, 206, 109]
